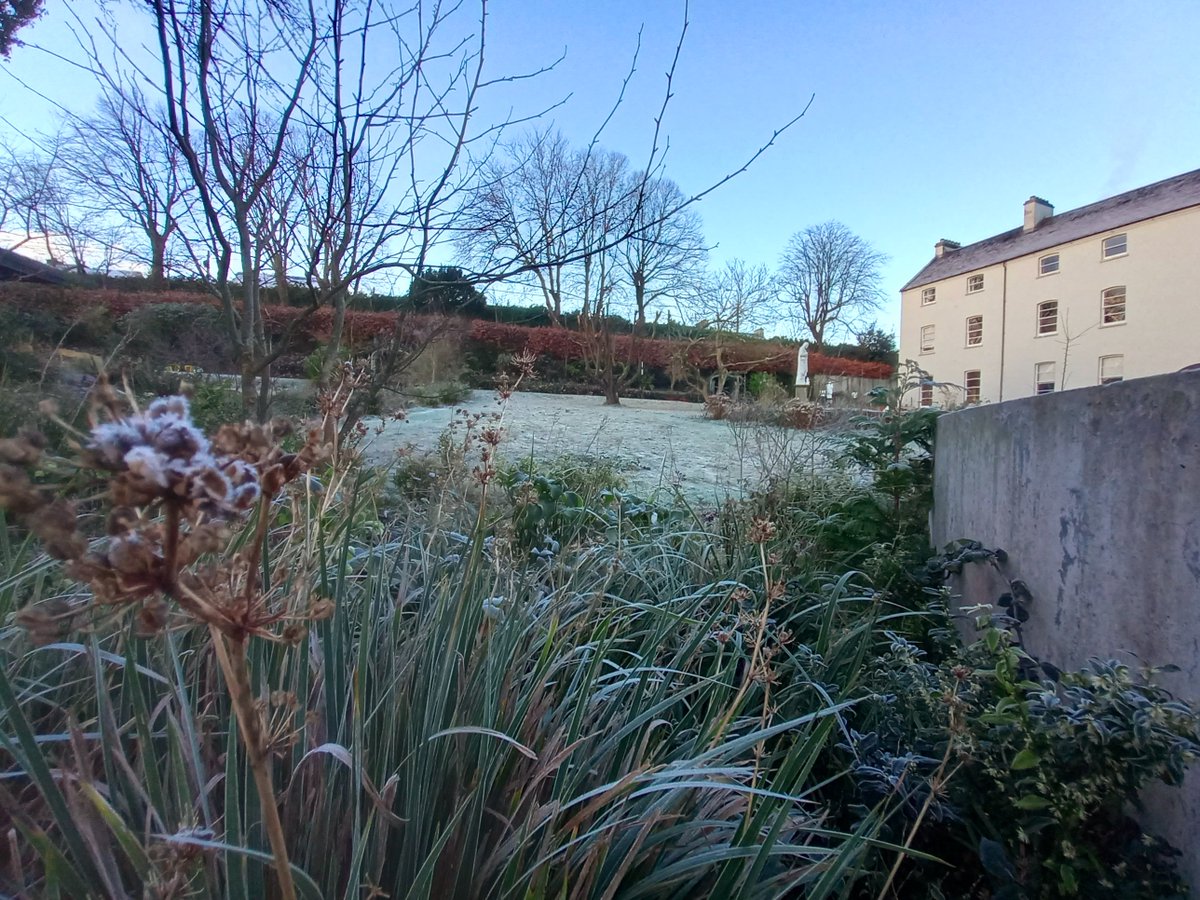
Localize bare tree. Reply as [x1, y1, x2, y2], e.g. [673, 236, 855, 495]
[778, 221, 886, 349]
[59, 92, 193, 285]
[620, 174, 706, 329]
[0, 135, 113, 271]
[460, 129, 587, 326]
[678, 258, 775, 395]
[573, 146, 635, 405]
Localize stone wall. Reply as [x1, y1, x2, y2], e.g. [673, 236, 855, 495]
[932, 369, 1200, 891]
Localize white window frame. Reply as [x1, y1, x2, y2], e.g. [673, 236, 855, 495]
[965, 315, 983, 347]
[1036, 300, 1058, 336]
[964, 370, 981, 404]
[966, 274, 984, 294]
[919, 381, 933, 407]
[1101, 285, 1126, 326]
[1102, 233, 1127, 259]
[921, 287, 936, 305]
[920, 324, 935, 354]
[1038, 253, 1060, 276]
[1099, 355, 1124, 385]
[1035, 361, 1056, 395]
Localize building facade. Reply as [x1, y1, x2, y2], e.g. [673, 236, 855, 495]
[899, 169, 1200, 406]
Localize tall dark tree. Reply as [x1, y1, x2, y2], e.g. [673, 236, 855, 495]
[0, 0, 44, 58]
[778, 221, 887, 349]
[405, 267, 488, 316]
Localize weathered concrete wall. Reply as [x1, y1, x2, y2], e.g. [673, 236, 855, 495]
[932, 369, 1200, 890]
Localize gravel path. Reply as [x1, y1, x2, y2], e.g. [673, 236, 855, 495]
[361, 391, 843, 501]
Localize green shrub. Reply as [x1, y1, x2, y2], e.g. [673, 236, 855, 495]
[187, 379, 246, 432]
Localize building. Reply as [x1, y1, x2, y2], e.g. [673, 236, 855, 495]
[0, 246, 69, 285]
[898, 169, 1200, 406]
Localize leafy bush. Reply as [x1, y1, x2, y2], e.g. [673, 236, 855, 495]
[187, 379, 246, 432]
[848, 612, 1198, 899]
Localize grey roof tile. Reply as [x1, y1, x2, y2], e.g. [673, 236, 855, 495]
[901, 168, 1200, 291]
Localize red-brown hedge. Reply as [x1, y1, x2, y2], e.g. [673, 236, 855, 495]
[0, 285, 893, 380]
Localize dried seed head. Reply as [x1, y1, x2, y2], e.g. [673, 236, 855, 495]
[748, 516, 777, 545]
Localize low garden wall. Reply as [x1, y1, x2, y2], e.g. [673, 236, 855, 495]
[932, 369, 1200, 891]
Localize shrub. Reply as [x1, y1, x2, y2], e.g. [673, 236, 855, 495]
[187, 379, 246, 432]
[118, 302, 233, 371]
[703, 393, 733, 419]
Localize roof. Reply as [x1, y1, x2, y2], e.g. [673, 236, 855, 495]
[901, 168, 1200, 291]
[0, 247, 70, 285]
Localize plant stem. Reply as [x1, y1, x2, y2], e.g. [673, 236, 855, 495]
[210, 626, 296, 900]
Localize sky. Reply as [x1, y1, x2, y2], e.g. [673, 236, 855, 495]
[3, 0, 1199, 340]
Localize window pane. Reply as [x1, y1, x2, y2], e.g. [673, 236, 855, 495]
[1103, 234, 1127, 257]
[965, 370, 981, 403]
[920, 325, 935, 352]
[1100, 355, 1124, 384]
[1037, 300, 1058, 335]
[966, 315, 983, 346]
[1039, 254, 1059, 275]
[922, 287, 936, 305]
[920, 383, 933, 407]
[1102, 286, 1126, 324]
[1035, 361, 1055, 394]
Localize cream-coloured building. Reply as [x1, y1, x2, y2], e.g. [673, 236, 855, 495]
[898, 169, 1200, 406]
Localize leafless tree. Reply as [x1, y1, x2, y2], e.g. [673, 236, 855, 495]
[678, 258, 776, 395]
[58, 92, 194, 284]
[620, 174, 706, 329]
[459, 129, 587, 326]
[0, 134, 113, 271]
[778, 221, 886, 349]
[573, 146, 635, 405]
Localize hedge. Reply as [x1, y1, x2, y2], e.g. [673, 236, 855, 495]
[0, 284, 894, 380]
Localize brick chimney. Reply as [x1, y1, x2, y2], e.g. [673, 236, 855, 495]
[1023, 196, 1053, 232]
[934, 239, 961, 259]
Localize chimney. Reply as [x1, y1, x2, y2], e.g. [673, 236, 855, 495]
[1024, 196, 1053, 231]
[934, 239, 961, 259]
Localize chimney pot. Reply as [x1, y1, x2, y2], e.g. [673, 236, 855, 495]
[934, 239, 961, 259]
[1024, 196, 1053, 231]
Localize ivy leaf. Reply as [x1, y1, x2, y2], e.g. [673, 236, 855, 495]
[978, 837, 1014, 880]
[1011, 748, 1040, 770]
[1014, 794, 1052, 810]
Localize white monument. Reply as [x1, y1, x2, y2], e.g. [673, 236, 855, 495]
[794, 342, 810, 388]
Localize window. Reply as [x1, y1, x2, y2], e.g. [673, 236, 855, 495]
[1099, 355, 1124, 385]
[1035, 361, 1056, 395]
[965, 315, 983, 346]
[1036, 300, 1058, 335]
[919, 381, 933, 407]
[921, 287, 936, 305]
[964, 370, 981, 404]
[1102, 286, 1126, 325]
[920, 324, 935, 353]
[966, 274, 984, 293]
[1102, 233, 1127, 258]
[1039, 253, 1060, 276]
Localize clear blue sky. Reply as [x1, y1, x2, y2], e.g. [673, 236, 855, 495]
[3, 0, 1199, 338]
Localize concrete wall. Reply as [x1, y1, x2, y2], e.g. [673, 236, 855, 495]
[932, 369, 1200, 890]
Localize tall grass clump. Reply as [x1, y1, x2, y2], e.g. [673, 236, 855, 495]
[0, 361, 1196, 899]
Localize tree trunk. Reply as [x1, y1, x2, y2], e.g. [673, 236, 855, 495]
[318, 287, 347, 389]
[148, 233, 167, 288]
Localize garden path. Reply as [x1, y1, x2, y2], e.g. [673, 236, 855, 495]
[361, 390, 842, 501]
